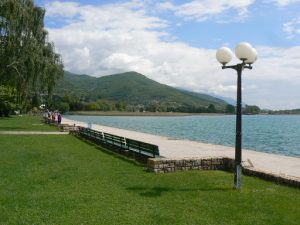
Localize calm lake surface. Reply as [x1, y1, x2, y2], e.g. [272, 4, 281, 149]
[65, 115, 300, 157]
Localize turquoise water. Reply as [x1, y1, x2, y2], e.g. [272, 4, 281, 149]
[65, 115, 300, 157]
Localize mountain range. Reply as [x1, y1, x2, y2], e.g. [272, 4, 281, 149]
[54, 71, 230, 112]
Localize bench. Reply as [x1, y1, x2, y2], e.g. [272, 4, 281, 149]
[126, 138, 159, 158]
[89, 129, 104, 142]
[78, 126, 93, 137]
[59, 124, 78, 132]
[75, 127, 160, 159]
[103, 132, 126, 148]
[77, 126, 89, 137]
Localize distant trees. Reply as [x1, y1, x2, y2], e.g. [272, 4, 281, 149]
[207, 104, 217, 113]
[225, 104, 235, 114]
[51, 93, 265, 114]
[243, 105, 261, 114]
[51, 94, 229, 114]
[29, 93, 268, 115]
[268, 108, 300, 115]
[0, 0, 63, 115]
[115, 102, 127, 111]
[55, 102, 69, 114]
[225, 104, 261, 115]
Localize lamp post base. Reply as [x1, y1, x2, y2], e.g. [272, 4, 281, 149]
[234, 164, 242, 189]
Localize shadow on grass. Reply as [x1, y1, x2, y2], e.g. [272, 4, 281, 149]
[126, 186, 173, 197]
[95, 145, 145, 168]
[72, 134, 145, 168]
[126, 185, 232, 197]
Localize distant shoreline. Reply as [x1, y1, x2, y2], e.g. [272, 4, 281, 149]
[67, 111, 228, 117]
[66, 111, 300, 116]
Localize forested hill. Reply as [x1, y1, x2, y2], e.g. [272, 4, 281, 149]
[54, 71, 229, 112]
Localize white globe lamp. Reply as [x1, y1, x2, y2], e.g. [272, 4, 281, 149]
[235, 42, 253, 61]
[245, 48, 258, 64]
[216, 47, 233, 65]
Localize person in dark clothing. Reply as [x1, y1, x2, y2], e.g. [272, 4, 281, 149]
[57, 113, 62, 124]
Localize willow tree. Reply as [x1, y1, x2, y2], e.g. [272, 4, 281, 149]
[0, 0, 63, 112]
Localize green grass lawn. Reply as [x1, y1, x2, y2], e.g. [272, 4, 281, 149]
[0, 116, 300, 224]
[0, 115, 58, 131]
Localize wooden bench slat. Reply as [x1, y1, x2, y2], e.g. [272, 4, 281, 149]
[126, 138, 159, 157]
[103, 133, 126, 148]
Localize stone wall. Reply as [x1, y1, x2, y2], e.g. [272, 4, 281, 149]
[242, 167, 300, 188]
[147, 157, 233, 173]
[148, 157, 300, 188]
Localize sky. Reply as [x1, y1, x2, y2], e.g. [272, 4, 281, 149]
[35, 0, 300, 110]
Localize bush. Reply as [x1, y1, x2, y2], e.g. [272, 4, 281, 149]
[57, 102, 70, 113]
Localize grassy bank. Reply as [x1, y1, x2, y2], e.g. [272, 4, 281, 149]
[0, 116, 300, 224]
[0, 115, 58, 131]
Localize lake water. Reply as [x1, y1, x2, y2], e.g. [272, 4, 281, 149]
[65, 115, 300, 157]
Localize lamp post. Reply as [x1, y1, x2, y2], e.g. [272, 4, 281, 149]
[216, 42, 257, 189]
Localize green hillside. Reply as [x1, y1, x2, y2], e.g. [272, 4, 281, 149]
[54, 71, 228, 112]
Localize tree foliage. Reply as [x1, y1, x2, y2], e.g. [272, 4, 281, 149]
[0, 0, 63, 113]
[243, 105, 261, 114]
[0, 85, 16, 116]
[225, 104, 235, 114]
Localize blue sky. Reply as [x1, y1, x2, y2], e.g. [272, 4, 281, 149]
[35, 0, 300, 109]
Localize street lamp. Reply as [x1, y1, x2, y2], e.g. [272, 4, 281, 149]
[216, 42, 257, 189]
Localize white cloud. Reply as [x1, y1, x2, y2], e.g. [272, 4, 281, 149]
[156, 1, 176, 11]
[45, 1, 300, 109]
[157, 0, 255, 22]
[283, 17, 300, 39]
[272, 0, 300, 6]
[46, 1, 80, 18]
[240, 45, 300, 109]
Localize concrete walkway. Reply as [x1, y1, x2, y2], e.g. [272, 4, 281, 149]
[0, 131, 69, 135]
[63, 118, 300, 179]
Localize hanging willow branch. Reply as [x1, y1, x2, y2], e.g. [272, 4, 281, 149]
[0, 0, 64, 110]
